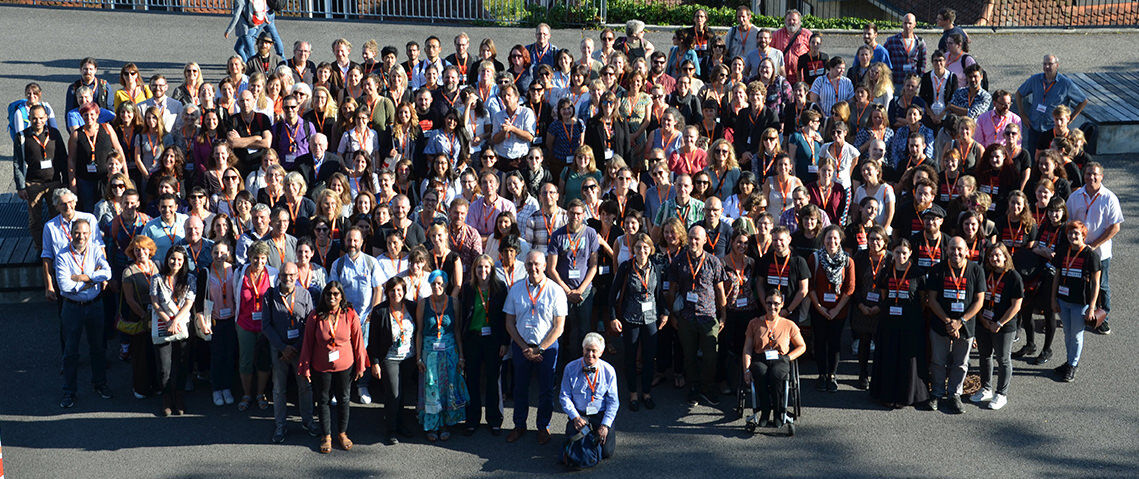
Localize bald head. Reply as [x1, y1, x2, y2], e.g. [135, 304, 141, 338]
[688, 225, 707, 253]
[279, 262, 299, 292]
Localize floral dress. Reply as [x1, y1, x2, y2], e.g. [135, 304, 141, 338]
[418, 296, 469, 430]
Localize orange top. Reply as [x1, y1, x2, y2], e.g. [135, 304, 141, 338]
[746, 316, 805, 358]
[810, 255, 857, 317]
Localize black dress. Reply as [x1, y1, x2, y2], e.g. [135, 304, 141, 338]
[869, 264, 929, 406]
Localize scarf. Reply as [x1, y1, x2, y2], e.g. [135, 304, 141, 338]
[816, 249, 847, 290]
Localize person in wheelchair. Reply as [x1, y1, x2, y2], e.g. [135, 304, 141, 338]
[741, 290, 806, 427]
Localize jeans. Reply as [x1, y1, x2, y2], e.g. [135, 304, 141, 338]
[621, 321, 658, 394]
[271, 345, 313, 429]
[23, 180, 58, 254]
[1100, 257, 1111, 319]
[511, 341, 558, 430]
[928, 330, 971, 397]
[61, 299, 107, 394]
[811, 310, 844, 378]
[380, 358, 415, 432]
[566, 287, 596, 360]
[678, 315, 720, 396]
[976, 328, 1014, 395]
[747, 354, 790, 415]
[313, 368, 353, 436]
[1057, 300, 1088, 367]
[563, 414, 616, 459]
[156, 339, 190, 395]
[234, 17, 285, 61]
[1024, 127, 1043, 164]
[210, 319, 238, 390]
[464, 333, 504, 429]
[76, 178, 99, 213]
[128, 331, 156, 395]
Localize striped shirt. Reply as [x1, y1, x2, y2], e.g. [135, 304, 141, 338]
[809, 75, 854, 114]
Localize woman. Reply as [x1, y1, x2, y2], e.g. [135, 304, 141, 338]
[425, 224, 463, 297]
[189, 109, 223, 187]
[653, 218, 687, 388]
[609, 233, 667, 411]
[864, 63, 894, 107]
[299, 281, 368, 453]
[559, 145, 604, 205]
[303, 86, 338, 140]
[547, 98, 585, 177]
[338, 107, 379, 165]
[853, 160, 895, 229]
[869, 239, 927, 408]
[848, 46, 873, 86]
[147, 146, 185, 200]
[113, 63, 152, 111]
[1016, 196, 1068, 364]
[345, 150, 380, 198]
[204, 241, 237, 406]
[485, 211, 528, 259]
[807, 158, 847, 226]
[383, 102, 424, 174]
[742, 289, 807, 427]
[1050, 221, 1101, 382]
[971, 244, 1023, 410]
[264, 75, 285, 120]
[823, 121, 859, 194]
[457, 255, 508, 435]
[936, 149, 967, 208]
[719, 231, 759, 392]
[644, 107, 684, 160]
[690, 171, 712, 202]
[584, 91, 632, 166]
[756, 59, 793, 119]
[808, 226, 855, 392]
[330, 98, 358, 153]
[995, 191, 1037, 256]
[423, 110, 465, 173]
[943, 33, 976, 80]
[506, 45, 533, 92]
[699, 65, 729, 107]
[366, 277, 418, 444]
[212, 164, 243, 217]
[416, 270, 469, 442]
[94, 173, 131, 232]
[1024, 149, 1072, 203]
[296, 238, 329, 303]
[669, 125, 707, 177]
[217, 78, 240, 119]
[703, 139, 741, 201]
[339, 65, 365, 106]
[853, 105, 893, 157]
[762, 154, 804, 218]
[133, 106, 170, 182]
[666, 29, 699, 78]
[173, 62, 204, 106]
[233, 241, 276, 412]
[959, 211, 992, 263]
[150, 246, 195, 416]
[70, 102, 126, 211]
[620, 73, 652, 143]
[851, 226, 889, 389]
[311, 215, 345, 271]
[787, 110, 824, 185]
[119, 236, 159, 399]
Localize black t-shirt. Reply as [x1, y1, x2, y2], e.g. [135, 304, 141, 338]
[754, 252, 810, 305]
[875, 262, 922, 317]
[925, 261, 987, 337]
[1053, 244, 1101, 305]
[797, 52, 829, 87]
[790, 230, 820, 258]
[982, 268, 1024, 334]
[891, 201, 928, 239]
[228, 112, 273, 167]
[19, 127, 67, 184]
[853, 250, 891, 306]
[912, 231, 950, 272]
[995, 217, 1038, 253]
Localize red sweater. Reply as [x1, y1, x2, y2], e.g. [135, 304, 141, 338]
[298, 308, 368, 376]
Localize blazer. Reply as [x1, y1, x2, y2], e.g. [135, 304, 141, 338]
[366, 299, 419, 363]
[583, 116, 632, 164]
[457, 278, 510, 347]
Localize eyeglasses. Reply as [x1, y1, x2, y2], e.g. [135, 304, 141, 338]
[510, 54, 523, 59]
[111, 183, 127, 189]
[315, 226, 330, 232]
[653, 60, 667, 64]
[582, 184, 599, 190]
[284, 104, 299, 110]
[190, 194, 205, 199]
[694, 180, 710, 185]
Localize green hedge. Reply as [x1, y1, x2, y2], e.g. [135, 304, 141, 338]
[510, 0, 918, 29]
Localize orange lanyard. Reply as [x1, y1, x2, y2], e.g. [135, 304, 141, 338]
[283, 289, 296, 318]
[69, 246, 89, 275]
[1082, 190, 1101, 218]
[567, 230, 585, 268]
[432, 296, 446, 340]
[584, 369, 599, 402]
[526, 280, 546, 315]
[249, 269, 266, 311]
[686, 249, 707, 287]
[986, 271, 1006, 310]
[891, 263, 911, 304]
[1063, 246, 1085, 283]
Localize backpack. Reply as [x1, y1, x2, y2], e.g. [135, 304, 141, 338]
[561, 423, 602, 470]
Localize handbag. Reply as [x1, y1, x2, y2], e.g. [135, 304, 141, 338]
[151, 301, 190, 345]
[561, 423, 602, 470]
[115, 312, 148, 336]
[195, 299, 214, 341]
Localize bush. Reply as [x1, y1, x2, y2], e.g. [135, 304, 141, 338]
[606, 0, 914, 30]
[524, 2, 604, 28]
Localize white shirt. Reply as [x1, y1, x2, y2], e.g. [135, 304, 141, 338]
[1067, 185, 1124, 260]
[140, 96, 184, 132]
[492, 106, 537, 159]
[504, 278, 568, 345]
[411, 57, 446, 90]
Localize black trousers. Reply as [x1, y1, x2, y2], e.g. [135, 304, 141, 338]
[463, 333, 504, 428]
[748, 354, 790, 414]
[313, 368, 353, 436]
[156, 339, 190, 396]
[811, 311, 843, 377]
[621, 321, 658, 394]
[380, 358, 416, 432]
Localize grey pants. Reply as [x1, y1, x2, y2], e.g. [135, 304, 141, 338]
[271, 346, 313, 429]
[976, 329, 1014, 396]
[928, 330, 971, 398]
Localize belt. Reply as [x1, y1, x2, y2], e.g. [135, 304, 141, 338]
[63, 294, 101, 306]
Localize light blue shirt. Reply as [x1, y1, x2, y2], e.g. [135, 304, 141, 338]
[329, 252, 383, 320]
[66, 107, 115, 133]
[41, 213, 104, 262]
[559, 357, 619, 427]
[492, 106, 536, 160]
[55, 244, 111, 303]
[1016, 73, 1087, 132]
[142, 213, 189, 263]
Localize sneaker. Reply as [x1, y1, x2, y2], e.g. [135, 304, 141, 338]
[869, 340, 875, 353]
[698, 391, 720, 406]
[1094, 323, 1111, 335]
[304, 422, 321, 437]
[212, 391, 225, 406]
[1053, 363, 1071, 378]
[1063, 365, 1078, 382]
[969, 388, 993, 403]
[331, 396, 339, 406]
[856, 377, 869, 390]
[685, 390, 699, 406]
[222, 389, 235, 405]
[94, 385, 114, 399]
[272, 427, 286, 444]
[60, 393, 76, 409]
[826, 377, 838, 393]
[851, 341, 860, 355]
[133, 389, 147, 400]
[1030, 349, 1052, 366]
[926, 397, 940, 411]
[357, 385, 372, 405]
[1012, 343, 1037, 359]
[119, 344, 131, 362]
[988, 394, 1008, 410]
[948, 397, 965, 415]
[815, 375, 827, 391]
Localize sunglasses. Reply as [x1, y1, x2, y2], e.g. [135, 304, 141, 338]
[224, 176, 240, 181]
[111, 183, 127, 189]
[717, 149, 731, 154]
[694, 180, 710, 185]
[583, 184, 599, 190]
[284, 104, 299, 110]
[315, 226, 330, 232]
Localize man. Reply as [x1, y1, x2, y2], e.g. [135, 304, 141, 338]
[699, 197, 733, 257]
[735, 83, 780, 159]
[236, 203, 273, 264]
[445, 33, 474, 86]
[178, 215, 214, 274]
[379, 195, 425, 251]
[892, 178, 937, 239]
[401, 41, 423, 86]
[262, 262, 317, 443]
[227, 90, 273, 175]
[524, 183, 568, 252]
[861, 22, 892, 70]
[55, 218, 114, 408]
[266, 208, 298, 269]
[889, 115, 936, 180]
[8, 82, 58, 143]
[65, 86, 115, 133]
[107, 189, 149, 297]
[296, 133, 344, 198]
[920, 50, 958, 129]
[546, 199, 600, 360]
[646, 52, 676, 96]
[779, 187, 830, 233]
[1015, 55, 1088, 156]
[755, 226, 810, 325]
[413, 88, 442, 132]
[883, 14, 926, 87]
[65, 58, 109, 113]
[559, 332, 619, 461]
[667, 225, 726, 406]
[654, 174, 705, 231]
[446, 198, 484, 271]
[526, 23, 559, 71]
[281, 40, 316, 85]
[975, 90, 1022, 148]
[924, 236, 986, 414]
[246, 31, 282, 77]
[467, 172, 517, 238]
[412, 36, 446, 90]
[796, 33, 828, 87]
[331, 38, 361, 91]
[725, 6, 759, 62]
[913, 205, 950, 274]
[328, 227, 383, 404]
[490, 84, 536, 169]
[936, 8, 969, 53]
[272, 94, 316, 169]
[142, 193, 189, 263]
[616, 20, 654, 62]
[771, 9, 812, 84]
[16, 105, 67, 254]
[744, 29, 785, 80]
[947, 64, 992, 120]
[504, 251, 567, 445]
[1067, 162, 1123, 335]
[140, 74, 184, 132]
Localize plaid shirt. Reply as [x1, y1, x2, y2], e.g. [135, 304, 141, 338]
[883, 33, 928, 85]
[448, 222, 484, 270]
[950, 87, 993, 119]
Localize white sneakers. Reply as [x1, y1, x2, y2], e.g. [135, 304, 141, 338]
[988, 394, 1008, 410]
[213, 391, 225, 406]
[970, 388, 993, 403]
[222, 389, 235, 405]
[358, 385, 373, 404]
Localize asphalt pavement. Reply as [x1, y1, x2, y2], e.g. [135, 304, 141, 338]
[0, 5, 1138, 478]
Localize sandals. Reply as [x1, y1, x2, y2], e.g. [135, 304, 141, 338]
[319, 435, 332, 454]
[439, 430, 451, 441]
[336, 433, 353, 451]
[257, 394, 270, 410]
[237, 396, 253, 412]
[426, 431, 439, 442]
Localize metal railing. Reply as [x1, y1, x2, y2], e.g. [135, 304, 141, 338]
[11, 0, 606, 24]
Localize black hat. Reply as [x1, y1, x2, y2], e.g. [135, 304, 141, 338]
[920, 204, 946, 219]
[257, 31, 274, 43]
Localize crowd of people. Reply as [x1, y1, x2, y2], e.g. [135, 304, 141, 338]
[9, 4, 1124, 459]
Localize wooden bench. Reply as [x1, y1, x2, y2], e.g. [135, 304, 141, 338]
[0, 195, 45, 302]
[1068, 72, 1139, 155]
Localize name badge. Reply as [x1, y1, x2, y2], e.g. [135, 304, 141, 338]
[219, 307, 233, 318]
[1036, 104, 1047, 113]
[251, 311, 263, 322]
[641, 301, 653, 313]
[1063, 267, 1081, 279]
[686, 291, 699, 303]
[767, 275, 788, 286]
[662, 280, 670, 291]
[944, 290, 964, 300]
[982, 309, 994, 321]
[481, 326, 492, 336]
[807, 164, 818, 174]
[287, 329, 300, 339]
[184, 162, 195, 171]
[903, 64, 915, 71]
[979, 185, 993, 194]
[858, 244, 867, 250]
[397, 342, 411, 355]
[563, 155, 574, 164]
[605, 149, 614, 160]
[600, 266, 610, 275]
[811, 68, 824, 76]
[735, 297, 748, 308]
[328, 349, 340, 361]
[918, 258, 933, 267]
[932, 100, 945, 113]
[950, 302, 965, 313]
[1057, 285, 1070, 296]
[247, 148, 258, 155]
[866, 292, 880, 303]
[822, 292, 837, 303]
[764, 350, 779, 360]
[40, 159, 53, 170]
[889, 306, 903, 316]
[284, 153, 297, 164]
[568, 269, 582, 280]
[532, 136, 543, 145]
[86, 163, 97, 173]
[433, 341, 447, 351]
[586, 404, 600, 416]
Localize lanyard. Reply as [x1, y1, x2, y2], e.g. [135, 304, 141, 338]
[584, 369, 599, 402]
[283, 289, 296, 320]
[686, 249, 707, 289]
[567, 229, 585, 269]
[1063, 245, 1085, 284]
[891, 263, 911, 304]
[326, 310, 341, 347]
[69, 246, 89, 275]
[986, 271, 1006, 310]
[431, 296, 446, 340]
[526, 280, 546, 315]
[249, 269, 266, 311]
[1081, 190, 1101, 218]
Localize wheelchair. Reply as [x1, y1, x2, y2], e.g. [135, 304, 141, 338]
[734, 358, 801, 437]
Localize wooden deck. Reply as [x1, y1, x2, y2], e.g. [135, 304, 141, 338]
[1068, 71, 1139, 155]
[0, 195, 44, 296]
